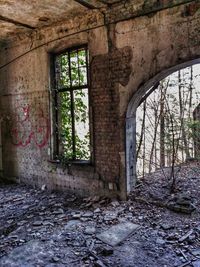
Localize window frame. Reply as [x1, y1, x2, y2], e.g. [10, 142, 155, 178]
[51, 45, 92, 163]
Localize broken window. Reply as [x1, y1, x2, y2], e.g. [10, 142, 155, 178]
[53, 46, 90, 161]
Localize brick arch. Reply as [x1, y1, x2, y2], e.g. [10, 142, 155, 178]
[125, 58, 200, 194]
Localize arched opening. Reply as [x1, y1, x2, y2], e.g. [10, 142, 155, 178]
[126, 58, 200, 194]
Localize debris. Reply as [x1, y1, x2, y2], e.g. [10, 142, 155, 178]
[94, 208, 101, 213]
[156, 238, 166, 245]
[52, 256, 60, 262]
[89, 240, 95, 251]
[98, 247, 113, 256]
[191, 248, 200, 256]
[32, 221, 43, 227]
[161, 223, 173, 230]
[84, 226, 96, 235]
[96, 222, 140, 246]
[72, 213, 81, 219]
[179, 229, 194, 243]
[193, 260, 200, 267]
[65, 220, 81, 230]
[52, 208, 64, 215]
[166, 233, 178, 241]
[104, 213, 118, 222]
[82, 211, 94, 218]
[95, 259, 107, 267]
[179, 261, 192, 267]
[167, 194, 196, 214]
[179, 249, 188, 261]
[41, 184, 46, 191]
[111, 200, 120, 207]
[0, 161, 200, 266]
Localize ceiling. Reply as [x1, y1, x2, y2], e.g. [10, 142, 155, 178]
[0, 0, 108, 41]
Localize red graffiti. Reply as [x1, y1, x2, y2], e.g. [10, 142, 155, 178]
[10, 105, 50, 148]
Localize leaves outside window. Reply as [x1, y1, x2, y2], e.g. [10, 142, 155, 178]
[54, 47, 90, 161]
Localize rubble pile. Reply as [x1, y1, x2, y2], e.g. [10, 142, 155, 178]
[0, 162, 200, 266]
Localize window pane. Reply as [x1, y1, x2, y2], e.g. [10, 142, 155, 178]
[70, 51, 78, 68]
[79, 67, 87, 86]
[60, 92, 73, 158]
[56, 54, 70, 88]
[71, 67, 79, 87]
[74, 89, 90, 160]
[78, 49, 86, 67]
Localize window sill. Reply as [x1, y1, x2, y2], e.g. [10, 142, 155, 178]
[48, 159, 92, 166]
[48, 159, 94, 173]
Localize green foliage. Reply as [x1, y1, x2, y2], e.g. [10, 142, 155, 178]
[187, 119, 200, 130]
[187, 119, 200, 140]
[56, 48, 90, 161]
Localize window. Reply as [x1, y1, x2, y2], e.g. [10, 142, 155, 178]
[53, 46, 90, 162]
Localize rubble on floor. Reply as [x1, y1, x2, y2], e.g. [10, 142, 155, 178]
[96, 222, 140, 246]
[0, 162, 200, 266]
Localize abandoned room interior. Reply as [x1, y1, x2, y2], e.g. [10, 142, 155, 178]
[1, 0, 200, 266]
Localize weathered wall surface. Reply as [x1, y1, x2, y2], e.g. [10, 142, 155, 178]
[116, 2, 200, 117]
[115, 1, 200, 195]
[0, 1, 200, 198]
[0, 11, 112, 197]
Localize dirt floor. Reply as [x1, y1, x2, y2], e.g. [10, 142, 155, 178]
[1, 162, 200, 267]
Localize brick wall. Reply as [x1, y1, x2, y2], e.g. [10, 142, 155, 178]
[91, 47, 132, 188]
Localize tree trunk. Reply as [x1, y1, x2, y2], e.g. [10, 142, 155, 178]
[136, 100, 146, 161]
[178, 70, 190, 159]
[160, 85, 165, 168]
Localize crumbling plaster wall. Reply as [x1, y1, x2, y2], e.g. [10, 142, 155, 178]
[0, 11, 113, 197]
[0, 1, 200, 198]
[115, 2, 200, 194]
[117, 5, 200, 116]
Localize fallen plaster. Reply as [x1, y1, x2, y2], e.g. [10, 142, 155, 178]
[96, 221, 140, 246]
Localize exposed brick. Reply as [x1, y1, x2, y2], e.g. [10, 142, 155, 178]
[91, 47, 132, 183]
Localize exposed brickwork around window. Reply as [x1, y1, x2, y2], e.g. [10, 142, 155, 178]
[91, 47, 132, 184]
